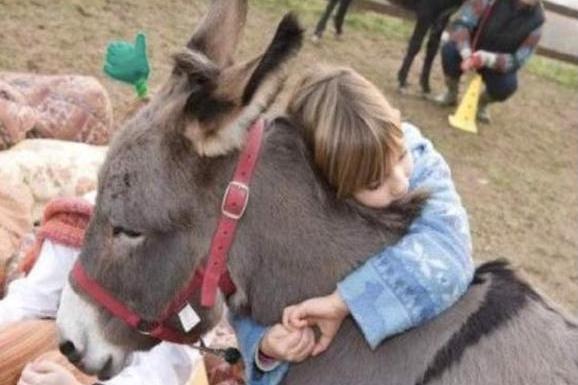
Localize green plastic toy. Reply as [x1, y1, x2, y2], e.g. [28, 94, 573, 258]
[103, 32, 150, 99]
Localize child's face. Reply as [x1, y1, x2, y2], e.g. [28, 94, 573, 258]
[353, 146, 414, 208]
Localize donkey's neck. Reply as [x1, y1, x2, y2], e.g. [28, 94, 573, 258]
[226, 118, 416, 324]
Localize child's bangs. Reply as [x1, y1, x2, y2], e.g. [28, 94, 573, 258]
[332, 122, 383, 197]
[337, 118, 404, 198]
[379, 124, 405, 176]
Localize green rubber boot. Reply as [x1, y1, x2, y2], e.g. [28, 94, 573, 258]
[432, 76, 459, 106]
[476, 91, 494, 124]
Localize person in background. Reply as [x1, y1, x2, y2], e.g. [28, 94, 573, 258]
[434, 0, 545, 123]
[311, 0, 355, 43]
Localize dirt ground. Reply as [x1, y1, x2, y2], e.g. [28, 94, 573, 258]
[1, 0, 577, 311]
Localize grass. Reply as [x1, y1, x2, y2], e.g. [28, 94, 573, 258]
[252, 0, 578, 89]
[526, 55, 578, 89]
[253, 0, 413, 39]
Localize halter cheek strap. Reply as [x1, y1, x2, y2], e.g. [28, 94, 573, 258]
[201, 118, 265, 307]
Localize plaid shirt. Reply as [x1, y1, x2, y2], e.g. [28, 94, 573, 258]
[450, 0, 543, 72]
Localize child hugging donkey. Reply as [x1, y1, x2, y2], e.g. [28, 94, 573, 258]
[231, 64, 475, 384]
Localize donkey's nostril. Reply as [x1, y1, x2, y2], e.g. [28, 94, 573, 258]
[59, 341, 82, 363]
[59, 341, 75, 355]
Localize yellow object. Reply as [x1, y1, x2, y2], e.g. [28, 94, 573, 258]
[187, 360, 209, 385]
[449, 74, 482, 134]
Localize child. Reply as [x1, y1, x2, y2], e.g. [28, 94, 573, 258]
[231, 65, 475, 383]
[0, 197, 201, 385]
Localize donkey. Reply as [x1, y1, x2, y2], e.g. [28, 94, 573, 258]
[391, 0, 464, 94]
[56, 1, 578, 384]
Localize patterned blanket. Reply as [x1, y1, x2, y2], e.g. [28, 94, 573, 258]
[0, 72, 113, 150]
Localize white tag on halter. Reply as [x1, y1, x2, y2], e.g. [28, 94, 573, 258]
[178, 303, 201, 332]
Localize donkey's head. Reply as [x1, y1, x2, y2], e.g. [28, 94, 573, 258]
[55, 0, 303, 378]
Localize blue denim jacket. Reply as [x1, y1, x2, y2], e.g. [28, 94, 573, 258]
[231, 122, 475, 384]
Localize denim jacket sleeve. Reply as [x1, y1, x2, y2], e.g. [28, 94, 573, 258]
[229, 313, 289, 385]
[337, 122, 475, 349]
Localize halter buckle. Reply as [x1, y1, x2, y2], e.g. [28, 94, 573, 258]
[221, 181, 249, 220]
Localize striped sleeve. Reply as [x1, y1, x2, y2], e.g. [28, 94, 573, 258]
[450, 0, 492, 58]
[489, 27, 543, 72]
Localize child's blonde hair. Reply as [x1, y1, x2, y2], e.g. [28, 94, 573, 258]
[288, 65, 404, 199]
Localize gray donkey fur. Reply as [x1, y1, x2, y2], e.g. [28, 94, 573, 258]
[66, 1, 578, 383]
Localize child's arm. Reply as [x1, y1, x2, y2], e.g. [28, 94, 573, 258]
[0, 240, 78, 326]
[229, 314, 290, 385]
[286, 123, 474, 351]
[228, 312, 315, 385]
[336, 122, 474, 348]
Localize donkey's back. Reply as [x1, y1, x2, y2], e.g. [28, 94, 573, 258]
[283, 262, 578, 385]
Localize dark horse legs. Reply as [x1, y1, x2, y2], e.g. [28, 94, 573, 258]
[315, 0, 353, 37]
[420, 13, 451, 93]
[397, 16, 431, 90]
[333, 0, 354, 35]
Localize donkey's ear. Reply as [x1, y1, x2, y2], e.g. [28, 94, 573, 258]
[187, 0, 248, 68]
[241, 13, 303, 105]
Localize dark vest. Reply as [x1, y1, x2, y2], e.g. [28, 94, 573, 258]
[474, 0, 545, 53]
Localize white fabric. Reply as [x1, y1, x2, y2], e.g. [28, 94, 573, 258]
[0, 240, 75, 324]
[105, 342, 200, 385]
[0, 239, 200, 385]
[0, 139, 106, 222]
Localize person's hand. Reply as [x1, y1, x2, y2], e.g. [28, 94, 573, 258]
[259, 323, 316, 363]
[103, 32, 150, 98]
[282, 290, 349, 356]
[461, 50, 497, 72]
[17, 360, 81, 385]
[460, 55, 481, 72]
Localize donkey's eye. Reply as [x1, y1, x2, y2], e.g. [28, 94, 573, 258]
[112, 226, 143, 238]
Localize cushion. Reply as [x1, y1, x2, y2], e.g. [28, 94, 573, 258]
[0, 73, 113, 150]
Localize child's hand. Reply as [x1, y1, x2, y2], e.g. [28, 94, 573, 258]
[259, 323, 315, 363]
[18, 360, 81, 385]
[283, 290, 349, 356]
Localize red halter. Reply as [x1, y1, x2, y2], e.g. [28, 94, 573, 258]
[71, 119, 265, 343]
